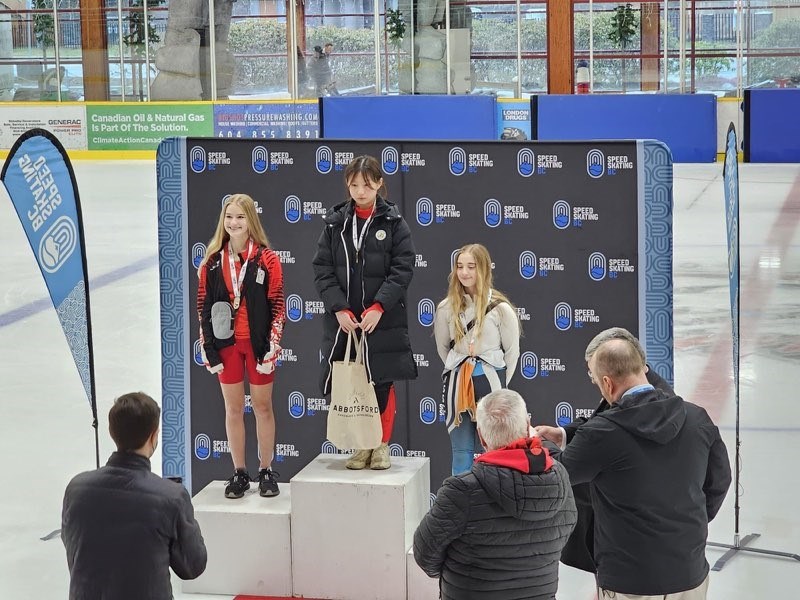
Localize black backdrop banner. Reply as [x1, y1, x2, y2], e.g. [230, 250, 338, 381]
[158, 138, 673, 494]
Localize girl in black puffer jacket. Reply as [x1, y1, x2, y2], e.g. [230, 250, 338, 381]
[312, 155, 417, 470]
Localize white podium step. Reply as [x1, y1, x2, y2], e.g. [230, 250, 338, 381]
[407, 547, 440, 600]
[290, 454, 430, 600]
[182, 481, 292, 597]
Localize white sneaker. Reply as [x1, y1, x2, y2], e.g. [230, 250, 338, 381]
[346, 449, 373, 470]
[370, 443, 391, 470]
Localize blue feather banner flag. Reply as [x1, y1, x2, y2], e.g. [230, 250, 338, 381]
[1, 128, 98, 466]
[722, 123, 740, 385]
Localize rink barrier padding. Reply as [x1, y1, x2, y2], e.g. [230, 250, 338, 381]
[744, 89, 800, 163]
[532, 94, 717, 163]
[320, 95, 497, 140]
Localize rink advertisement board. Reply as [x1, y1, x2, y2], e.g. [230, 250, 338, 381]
[86, 104, 213, 151]
[0, 104, 88, 150]
[496, 100, 532, 141]
[212, 102, 319, 140]
[157, 138, 674, 494]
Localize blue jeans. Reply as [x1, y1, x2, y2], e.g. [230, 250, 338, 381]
[450, 416, 482, 476]
[449, 366, 506, 476]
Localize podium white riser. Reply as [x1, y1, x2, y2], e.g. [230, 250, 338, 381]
[182, 481, 292, 597]
[290, 454, 430, 600]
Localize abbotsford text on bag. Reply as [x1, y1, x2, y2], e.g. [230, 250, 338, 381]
[326, 331, 382, 450]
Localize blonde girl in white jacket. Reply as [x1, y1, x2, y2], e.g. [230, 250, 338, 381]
[434, 243, 521, 475]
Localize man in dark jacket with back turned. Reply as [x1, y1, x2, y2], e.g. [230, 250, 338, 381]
[62, 392, 207, 600]
[536, 327, 677, 574]
[547, 328, 731, 599]
[414, 389, 577, 600]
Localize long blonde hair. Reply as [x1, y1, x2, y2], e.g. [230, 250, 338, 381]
[443, 243, 516, 345]
[201, 194, 271, 267]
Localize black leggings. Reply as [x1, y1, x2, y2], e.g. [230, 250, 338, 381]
[374, 382, 393, 414]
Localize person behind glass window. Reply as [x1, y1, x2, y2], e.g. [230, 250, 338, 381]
[310, 42, 339, 96]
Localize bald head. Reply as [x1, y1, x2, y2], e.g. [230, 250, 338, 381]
[585, 327, 646, 364]
[587, 329, 648, 403]
[593, 338, 645, 379]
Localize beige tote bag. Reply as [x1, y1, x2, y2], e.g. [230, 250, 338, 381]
[326, 331, 382, 450]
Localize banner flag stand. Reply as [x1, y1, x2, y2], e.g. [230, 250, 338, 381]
[705, 123, 800, 569]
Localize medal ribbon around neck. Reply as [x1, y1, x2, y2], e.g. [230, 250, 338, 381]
[351, 203, 375, 264]
[227, 239, 253, 310]
[463, 290, 493, 356]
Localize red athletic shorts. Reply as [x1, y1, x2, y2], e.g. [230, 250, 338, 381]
[217, 338, 275, 385]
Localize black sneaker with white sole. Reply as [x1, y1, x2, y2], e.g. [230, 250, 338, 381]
[225, 469, 250, 499]
[256, 468, 280, 497]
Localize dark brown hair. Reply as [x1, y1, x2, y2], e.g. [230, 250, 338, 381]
[108, 392, 160, 452]
[343, 155, 388, 200]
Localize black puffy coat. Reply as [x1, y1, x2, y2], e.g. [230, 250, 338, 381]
[312, 197, 417, 393]
[414, 438, 577, 600]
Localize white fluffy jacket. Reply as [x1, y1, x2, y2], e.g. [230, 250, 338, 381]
[434, 295, 521, 383]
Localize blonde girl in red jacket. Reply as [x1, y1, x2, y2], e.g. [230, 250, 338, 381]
[197, 194, 285, 499]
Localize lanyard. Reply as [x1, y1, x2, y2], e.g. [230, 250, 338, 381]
[227, 239, 253, 310]
[461, 291, 493, 356]
[351, 207, 374, 263]
[459, 309, 477, 356]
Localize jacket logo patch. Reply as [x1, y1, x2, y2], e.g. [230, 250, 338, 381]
[375, 230, 386, 240]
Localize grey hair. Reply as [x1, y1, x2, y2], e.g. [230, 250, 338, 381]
[584, 327, 646, 363]
[476, 389, 529, 451]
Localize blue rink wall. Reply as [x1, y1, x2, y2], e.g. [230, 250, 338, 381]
[744, 89, 800, 163]
[532, 94, 718, 163]
[320, 95, 498, 140]
[3, 93, 797, 162]
[321, 92, 798, 163]
[321, 94, 718, 162]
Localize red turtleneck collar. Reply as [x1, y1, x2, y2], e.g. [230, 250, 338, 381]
[474, 436, 553, 474]
[354, 203, 375, 219]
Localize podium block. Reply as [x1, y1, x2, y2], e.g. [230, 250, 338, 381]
[407, 547, 440, 600]
[291, 454, 430, 600]
[182, 481, 292, 597]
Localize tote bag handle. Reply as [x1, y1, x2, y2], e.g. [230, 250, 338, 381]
[343, 330, 368, 369]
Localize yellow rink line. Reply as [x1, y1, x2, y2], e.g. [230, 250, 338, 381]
[0, 150, 156, 160]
